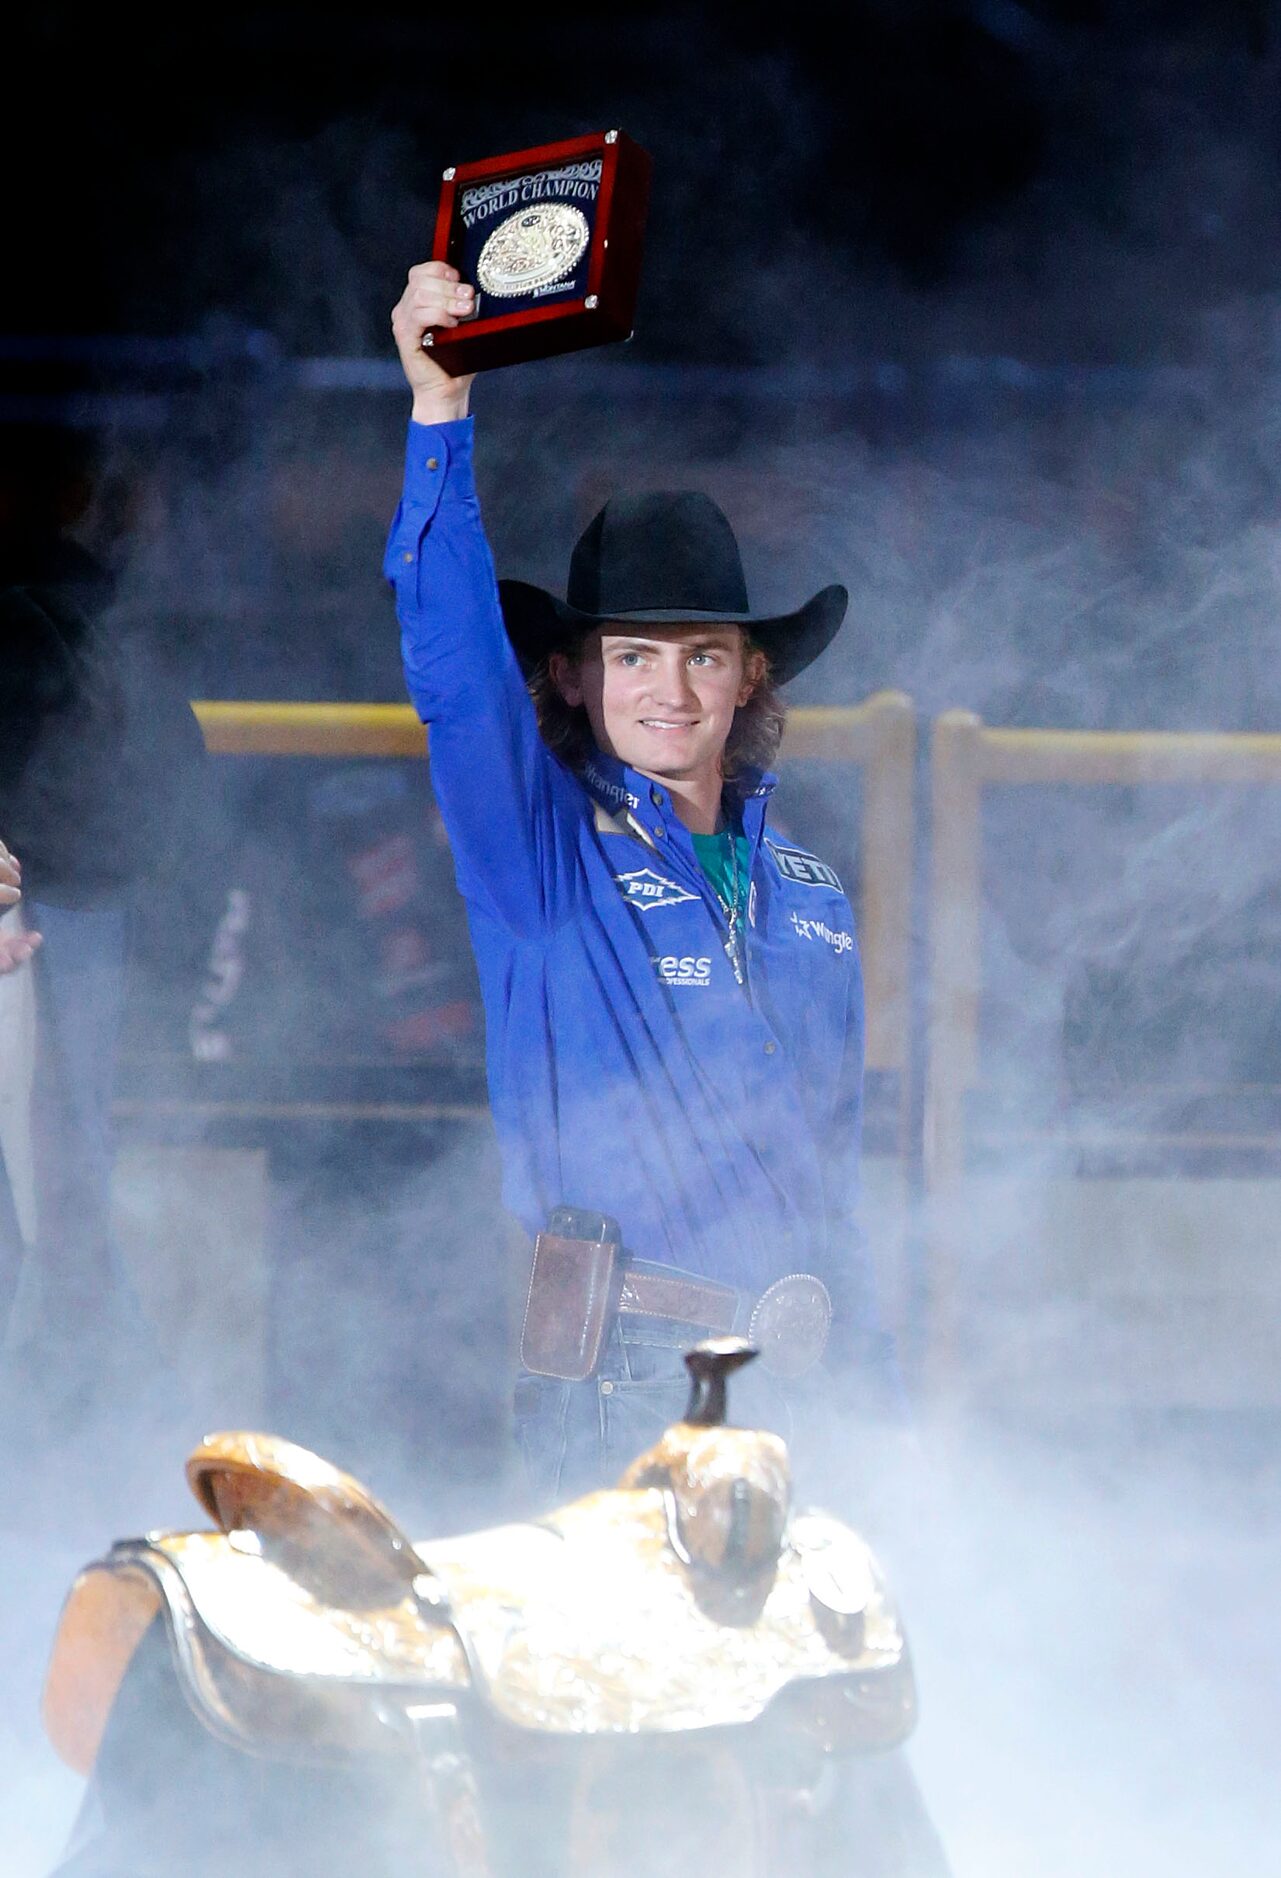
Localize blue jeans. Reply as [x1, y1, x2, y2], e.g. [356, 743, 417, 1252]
[514, 1297, 833, 1507]
[3, 900, 132, 1346]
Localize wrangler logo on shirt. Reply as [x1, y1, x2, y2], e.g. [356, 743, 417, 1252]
[790, 911, 854, 955]
[583, 761, 640, 811]
[615, 868, 699, 912]
[766, 840, 842, 891]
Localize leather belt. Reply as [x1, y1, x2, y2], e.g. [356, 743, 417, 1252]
[617, 1265, 833, 1379]
[616, 1266, 738, 1333]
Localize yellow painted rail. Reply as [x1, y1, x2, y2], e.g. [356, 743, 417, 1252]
[975, 725, 1281, 787]
[191, 693, 917, 1084]
[924, 708, 1281, 1387]
[193, 701, 430, 760]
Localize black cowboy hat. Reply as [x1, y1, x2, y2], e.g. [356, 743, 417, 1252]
[498, 490, 848, 686]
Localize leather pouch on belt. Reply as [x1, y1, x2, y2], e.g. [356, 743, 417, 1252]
[520, 1217, 621, 1381]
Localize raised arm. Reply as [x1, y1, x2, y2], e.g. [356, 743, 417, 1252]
[384, 263, 581, 935]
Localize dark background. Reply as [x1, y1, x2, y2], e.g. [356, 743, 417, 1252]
[10, 0, 1281, 718]
[5, 18, 1281, 1871]
[8, 1, 1281, 358]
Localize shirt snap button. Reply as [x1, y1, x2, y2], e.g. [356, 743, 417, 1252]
[402, 551, 414, 563]
[653, 822, 666, 839]
[764, 1041, 777, 1055]
[600, 1379, 615, 1395]
[426, 456, 439, 470]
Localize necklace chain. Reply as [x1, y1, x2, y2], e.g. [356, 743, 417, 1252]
[716, 830, 746, 986]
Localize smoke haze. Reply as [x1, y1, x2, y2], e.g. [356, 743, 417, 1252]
[5, 6, 1281, 1872]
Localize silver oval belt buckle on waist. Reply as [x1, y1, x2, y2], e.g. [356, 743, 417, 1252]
[748, 1274, 832, 1379]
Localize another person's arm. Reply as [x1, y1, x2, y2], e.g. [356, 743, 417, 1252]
[385, 262, 580, 935]
[0, 839, 41, 974]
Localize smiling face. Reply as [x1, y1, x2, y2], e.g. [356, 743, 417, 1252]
[550, 625, 765, 786]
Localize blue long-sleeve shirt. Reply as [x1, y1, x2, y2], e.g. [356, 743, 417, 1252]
[385, 417, 872, 1319]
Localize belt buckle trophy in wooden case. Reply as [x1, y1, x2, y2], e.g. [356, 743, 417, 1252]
[425, 129, 652, 375]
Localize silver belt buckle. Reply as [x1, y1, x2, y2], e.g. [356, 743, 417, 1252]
[747, 1274, 832, 1379]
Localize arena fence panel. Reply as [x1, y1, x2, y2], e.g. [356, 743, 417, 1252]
[926, 709, 1281, 1410]
[193, 691, 916, 1087]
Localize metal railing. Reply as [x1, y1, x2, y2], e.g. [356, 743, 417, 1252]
[924, 709, 1281, 1379]
[192, 692, 917, 1081]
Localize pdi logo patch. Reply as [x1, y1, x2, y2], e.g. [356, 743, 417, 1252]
[615, 868, 699, 912]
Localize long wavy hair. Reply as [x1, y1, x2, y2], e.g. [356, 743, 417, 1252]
[527, 630, 787, 781]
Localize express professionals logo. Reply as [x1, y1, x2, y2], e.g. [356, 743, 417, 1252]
[651, 954, 713, 988]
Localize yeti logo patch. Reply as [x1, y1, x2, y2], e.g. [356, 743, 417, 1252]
[766, 841, 842, 891]
[615, 868, 699, 912]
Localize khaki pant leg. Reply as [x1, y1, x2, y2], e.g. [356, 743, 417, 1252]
[0, 906, 38, 1248]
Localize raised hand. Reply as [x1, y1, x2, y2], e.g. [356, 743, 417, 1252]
[390, 261, 478, 426]
[0, 838, 41, 975]
[0, 838, 19, 912]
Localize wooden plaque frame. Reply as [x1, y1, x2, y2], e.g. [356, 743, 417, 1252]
[426, 129, 651, 375]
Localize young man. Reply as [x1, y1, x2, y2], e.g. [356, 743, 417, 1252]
[386, 261, 897, 1499]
